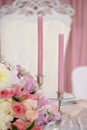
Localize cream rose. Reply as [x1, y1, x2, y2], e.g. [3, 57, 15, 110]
[0, 63, 12, 90]
[0, 120, 7, 130]
[0, 100, 14, 123]
[23, 99, 37, 110]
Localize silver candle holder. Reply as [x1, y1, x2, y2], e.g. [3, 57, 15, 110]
[37, 75, 44, 88]
[57, 92, 64, 114]
[57, 92, 70, 115]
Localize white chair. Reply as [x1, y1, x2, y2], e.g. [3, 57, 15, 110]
[72, 66, 87, 99]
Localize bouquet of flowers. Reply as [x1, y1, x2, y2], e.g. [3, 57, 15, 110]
[0, 60, 60, 130]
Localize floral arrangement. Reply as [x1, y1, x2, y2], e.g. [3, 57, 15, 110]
[0, 59, 60, 130]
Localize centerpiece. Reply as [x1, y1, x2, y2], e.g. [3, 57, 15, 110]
[0, 59, 60, 130]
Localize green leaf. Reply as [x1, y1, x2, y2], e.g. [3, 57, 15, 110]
[21, 87, 24, 91]
[26, 121, 35, 130]
[12, 125, 18, 130]
[12, 96, 20, 102]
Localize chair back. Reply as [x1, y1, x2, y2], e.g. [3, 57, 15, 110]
[72, 66, 87, 99]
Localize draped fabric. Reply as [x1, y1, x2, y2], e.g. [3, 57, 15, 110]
[0, 0, 87, 93]
[0, 0, 13, 7]
[61, 0, 87, 92]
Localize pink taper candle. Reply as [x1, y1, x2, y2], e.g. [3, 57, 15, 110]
[38, 16, 43, 76]
[58, 34, 64, 93]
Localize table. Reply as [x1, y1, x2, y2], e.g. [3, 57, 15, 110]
[45, 99, 87, 130]
[62, 99, 87, 116]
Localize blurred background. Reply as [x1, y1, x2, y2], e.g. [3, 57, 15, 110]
[0, 0, 87, 97]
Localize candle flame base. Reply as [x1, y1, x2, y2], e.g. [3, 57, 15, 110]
[37, 75, 44, 88]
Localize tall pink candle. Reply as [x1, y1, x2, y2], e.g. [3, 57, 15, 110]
[38, 16, 43, 76]
[58, 34, 64, 93]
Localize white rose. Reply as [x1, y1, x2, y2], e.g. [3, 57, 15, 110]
[10, 69, 20, 85]
[36, 89, 44, 98]
[23, 99, 37, 110]
[0, 98, 12, 103]
[0, 100, 14, 123]
[0, 120, 7, 130]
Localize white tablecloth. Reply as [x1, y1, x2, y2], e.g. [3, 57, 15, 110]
[45, 100, 87, 130]
[62, 99, 87, 117]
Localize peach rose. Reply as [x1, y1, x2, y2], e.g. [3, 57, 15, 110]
[25, 109, 38, 122]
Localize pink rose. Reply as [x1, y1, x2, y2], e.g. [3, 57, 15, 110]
[25, 109, 38, 122]
[0, 89, 13, 98]
[29, 94, 38, 100]
[32, 125, 43, 130]
[12, 102, 26, 117]
[20, 90, 30, 99]
[20, 90, 38, 100]
[11, 84, 21, 97]
[11, 119, 27, 130]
